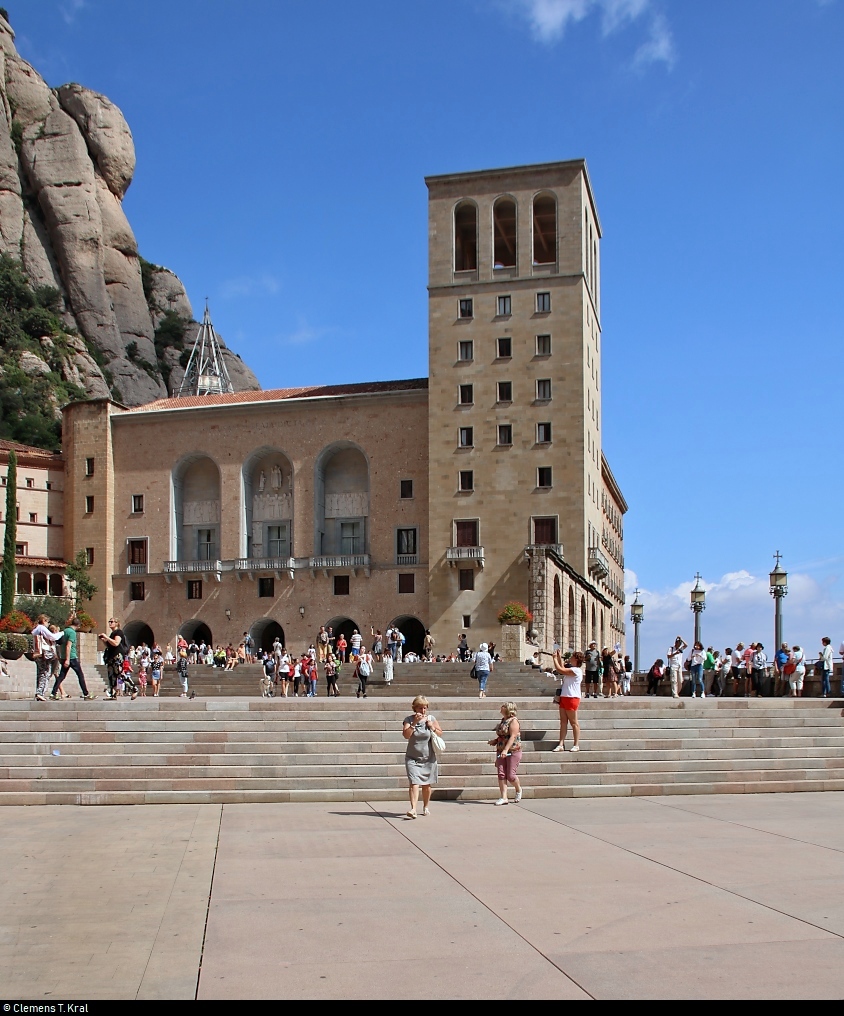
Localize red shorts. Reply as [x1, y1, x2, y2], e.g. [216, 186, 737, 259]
[559, 696, 580, 711]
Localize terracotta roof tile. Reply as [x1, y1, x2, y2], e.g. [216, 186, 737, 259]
[0, 439, 62, 458]
[125, 378, 429, 413]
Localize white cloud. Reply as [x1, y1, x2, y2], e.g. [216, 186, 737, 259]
[219, 274, 280, 300]
[626, 567, 844, 667]
[281, 320, 334, 347]
[513, 0, 675, 68]
[60, 0, 88, 25]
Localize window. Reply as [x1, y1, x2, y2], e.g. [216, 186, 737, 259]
[130, 582, 145, 601]
[187, 580, 203, 600]
[46, 516, 52, 525]
[131, 494, 144, 514]
[536, 291, 551, 313]
[458, 340, 473, 361]
[498, 424, 512, 446]
[15, 542, 26, 556]
[266, 524, 289, 558]
[454, 201, 478, 271]
[496, 336, 512, 358]
[455, 519, 479, 547]
[536, 379, 552, 401]
[462, 613, 472, 629]
[536, 334, 551, 356]
[493, 197, 517, 268]
[25, 478, 34, 488]
[458, 298, 474, 319]
[459, 427, 473, 448]
[537, 467, 553, 488]
[537, 422, 552, 443]
[496, 295, 511, 317]
[85, 496, 94, 514]
[85, 547, 94, 565]
[339, 520, 363, 555]
[45, 481, 52, 490]
[333, 575, 350, 596]
[533, 193, 557, 265]
[28, 513, 36, 523]
[497, 381, 512, 403]
[398, 573, 415, 594]
[128, 539, 147, 566]
[400, 479, 413, 499]
[1, 476, 5, 485]
[459, 470, 474, 492]
[197, 529, 216, 561]
[397, 528, 417, 558]
[533, 517, 558, 544]
[459, 384, 474, 405]
[85, 458, 94, 477]
[459, 568, 474, 591]
[258, 577, 275, 598]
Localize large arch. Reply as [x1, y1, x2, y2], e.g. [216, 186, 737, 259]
[241, 446, 294, 559]
[314, 442, 370, 557]
[325, 615, 361, 650]
[532, 192, 557, 265]
[171, 452, 222, 562]
[568, 587, 576, 651]
[33, 572, 47, 595]
[591, 603, 597, 645]
[580, 596, 587, 649]
[16, 572, 31, 594]
[390, 615, 426, 656]
[454, 199, 478, 272]
[493, 195, 517, 269]
[250, 617, 286, 654]
[553, 576, 562, 648]
[179, 619, 213, 646]
[124, 620, 154, 648]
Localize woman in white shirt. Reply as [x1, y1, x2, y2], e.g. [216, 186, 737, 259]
[688, 642, 707, 698]
[789, 645, 805, 697]
[551, 649, 584, 753]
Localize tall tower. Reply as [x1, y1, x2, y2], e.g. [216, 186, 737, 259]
[425, 160, 618, 651]
[177, 304, 235, 398]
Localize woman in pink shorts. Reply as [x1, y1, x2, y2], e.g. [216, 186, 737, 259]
[490, 701, 522, 805]
[552, 649, 583, 753]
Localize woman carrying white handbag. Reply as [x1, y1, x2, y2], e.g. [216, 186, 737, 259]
[402, 695, 444, 819]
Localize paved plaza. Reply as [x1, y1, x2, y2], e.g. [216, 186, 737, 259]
[2, 792, 844, 999]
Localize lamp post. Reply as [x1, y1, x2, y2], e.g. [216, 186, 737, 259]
[690, 573, 706, 645]
[769, 551, 788, 651]
[630, 589, 643, 675]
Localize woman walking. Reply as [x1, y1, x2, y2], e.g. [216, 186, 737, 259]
[324, 653, 339, 696]
[689, 642, 706, 698]
[551, 649, 583, 752]
[402, 696, 443, 819]
[474, 642, 493, 698]
[602, 648, 619, 698]
[354, 652, 369, 698]
[489, 702, 523, 805]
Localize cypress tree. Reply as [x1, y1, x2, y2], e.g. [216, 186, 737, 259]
[2, 449, 17, 616]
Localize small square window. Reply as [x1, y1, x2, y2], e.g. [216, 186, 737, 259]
[459, 384, 474, 405]
[536, 379, 552, 401]
[400, 479, 413, 499]
[132, 494, 144, 514]
[15, 542, 26, 556]
[28, 512, 36, 523]
[497, 295, 511, 317]
[45, 481, 52, 490]
[536, 292, 551, 313]
[497, 381, 512, 403]
[533, 517, 558, 544]
[498, 424, 512, 446]
[85, 458, 95, 477]
[398, 573, 415, 594]
[85, 547, 94, 566]
[459, 470, 474, 492]
[130, 582, 145, 601]
[462, 613, 472, 628]
[458, 298, 474, 319]
[46, 516, 52, 525]
[25, 478, 34, 488]
[334, 575, 350, 596]
[536, 334, 551, 356]
[459, 568, 474, 591]
[497, 336, 512, 358]
[537, 422, 552, 443]
[1, 476, 6, 486]
[85, 495, 94, 514]
[458, 340, 473, 361]
[537, 466, 553, 488]
[459, 427, 473, 448]
[258, 577, 275, 598]
[187, 580, 203, 600]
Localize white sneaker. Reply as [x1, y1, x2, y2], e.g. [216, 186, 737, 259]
[494, 797, 508, 806]
[569, 745, 580, 753]
[514, 790, 522, 802]
[692, 693, 697, 698]
[701, 692, 706, 698]
[552, 744, 565, 752]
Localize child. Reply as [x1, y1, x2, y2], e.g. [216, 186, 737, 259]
[121, 656, 133, 697]
[292, 659, 302, 697]
[261, 654, 275, 697]
[137, 655, 149, 696]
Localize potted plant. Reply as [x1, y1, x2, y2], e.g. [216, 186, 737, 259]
[496, 602, 533, 626]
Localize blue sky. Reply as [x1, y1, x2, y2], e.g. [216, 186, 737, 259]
[15, 0, 844, 662]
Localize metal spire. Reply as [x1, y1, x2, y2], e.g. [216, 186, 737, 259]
[177, 302, 234, 397]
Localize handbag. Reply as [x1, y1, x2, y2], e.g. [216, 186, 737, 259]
[430, 729, 446, 758]
[470, 665, 477, 680]
[783, 661, 796, 676]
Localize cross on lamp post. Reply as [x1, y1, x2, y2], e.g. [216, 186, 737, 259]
[630, 589, 643, 675]
[690, 573, 705, 645]
[769, 551, 788, 651]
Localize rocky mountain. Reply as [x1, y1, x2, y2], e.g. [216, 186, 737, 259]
[0, 10, 259, 425]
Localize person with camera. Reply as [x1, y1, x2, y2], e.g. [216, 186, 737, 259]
[99, 617, 135, 700]
[551, 649, 584, 752]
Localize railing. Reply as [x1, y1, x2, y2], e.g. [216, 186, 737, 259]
[446, 546, 485, 564]
[396, 553, 418, 566]
[309, 554, 371, 570]
[163, 560, 224, 574]
[233, 557, 295, 572]
[526, 543, 564, 559]
[588, 546, 609, 579]
[126, 564, 148, 575]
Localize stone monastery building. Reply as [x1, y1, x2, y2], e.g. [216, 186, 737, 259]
[60, 161, 628, 657]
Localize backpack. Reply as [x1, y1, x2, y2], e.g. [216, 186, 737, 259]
[359, 659, 371, 678]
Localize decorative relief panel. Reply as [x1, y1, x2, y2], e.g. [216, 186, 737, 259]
[184, 500, 220, 525]
[253, 493, 293, 522]
[325, 493, 369, 518]
[252, 520, 264, 556]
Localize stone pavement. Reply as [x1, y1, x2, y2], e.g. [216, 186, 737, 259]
[2, 793, 844, 999]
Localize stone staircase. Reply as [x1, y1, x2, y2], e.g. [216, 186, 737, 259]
[1, 697, 843, 806]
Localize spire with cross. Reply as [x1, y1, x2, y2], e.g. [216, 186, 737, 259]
[177, 301, 235, 397]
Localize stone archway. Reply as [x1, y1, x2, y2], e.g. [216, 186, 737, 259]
[124, 620, 154, 648]
[179, 619, 213, 646]
[325, 616, 360, 650]
[250, 618, 286, 654]
[390, 615, 426, 656]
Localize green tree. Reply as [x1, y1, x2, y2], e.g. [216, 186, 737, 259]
[65, 549, 97, 604]
[1, 449, 16, 616]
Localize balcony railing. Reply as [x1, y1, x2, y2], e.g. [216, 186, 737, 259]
[588, 546, 609, 580]
[163, 559, 224, 582]
[126, 563, 148, 575]
[396, 553, 418, 566]
[310, 553, 370, 571]
[446, 546, 485, 568]
[233, 556, 296, 579]
[526, 543, 564, 560]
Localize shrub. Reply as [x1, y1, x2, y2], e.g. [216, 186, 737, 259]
[74, 610, 96, 633]
[15, 595, 72, 628]
[0, 632, 32, 654]
[497, 601, 533, 626]
[0, 609, 33, 633]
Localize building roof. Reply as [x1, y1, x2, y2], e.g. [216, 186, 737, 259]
[0, 439, 63, 467]
[124, 378, 429, 415]
[601, 454, 628, 514]
[2, 556, 67, 569]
